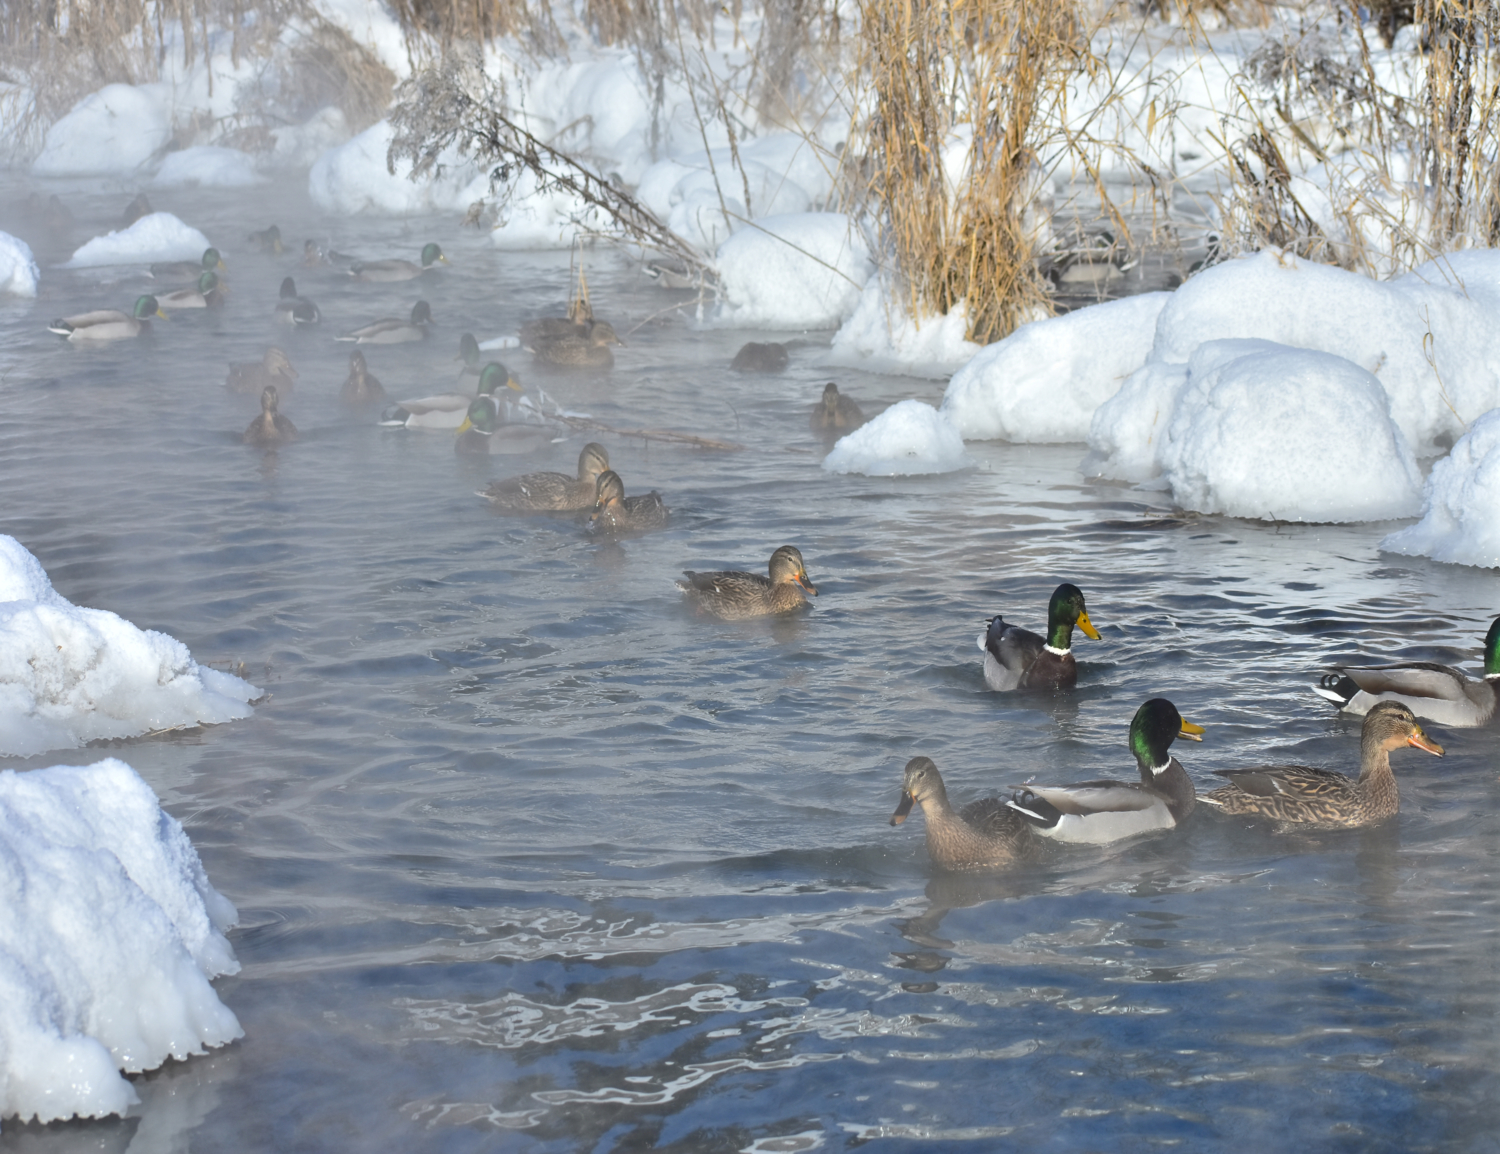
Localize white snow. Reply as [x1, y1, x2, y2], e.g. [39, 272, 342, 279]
[942, 292, 1171, 440]
[828, 275, 984, 379]
[63, 213, 214, 270]
[821, 399, 969, 476]
[490, 167, 608, 250]
[31, 83, 171, 177]
[1382, 408, 1500, 568]
[0, 535, 259, 758]
[1090, 339, 1422, 522]
[308, 120, 489, 215]
[714, 213, 874, 330]
[0, 232, 39, 298]
[0, 757, 240, 1125]
[153, 145, 266, 188]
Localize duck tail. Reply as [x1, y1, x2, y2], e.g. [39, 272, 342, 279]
[1006, 790, 1063, 830]
[1312, 672, 1357, 708]
[377, 405, 411, 427]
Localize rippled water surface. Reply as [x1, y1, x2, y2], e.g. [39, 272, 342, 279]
[1, 177, 1498, 1153]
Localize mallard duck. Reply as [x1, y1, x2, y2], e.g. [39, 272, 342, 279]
[587, 470, 668, 533]
[889, 756, 1035, 869]
[158, 270, 224, 310]
[1006, 699, 1205, 844]
[47, 295, 165, 341]
[247, 225, 283, 254]
[528, 320, 621, 368]
[978, 582, 1101, 691]
[337, 300, 433, 344]
[731, 341, 789, 373]
[519, 298, 593, 345]
[1201, 701, 1443, 828]
[23, 191, 73, 234]
[302, 239, 328, 267]
[243, 385, 297, 446]
[122, 193, 153, 228]
[151, 247, 225, 282]
[348, 242, 447, 282]
[810, 382, 866, 436]
[379, 361, 519, 429]
[453, 394, 555, 456]
[478, 442, 610, 512]
[1046, 231, 1138, 289]
[1312, 616, 1500, 727]
[677, 545, 817, 620]
[340, 350, 386, 404]
[274, 277, 320, 326]
[458, 332, 482, 378]
[226, 346, 297, 394]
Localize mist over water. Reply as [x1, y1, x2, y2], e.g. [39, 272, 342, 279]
[2, 175, 1499, 1152]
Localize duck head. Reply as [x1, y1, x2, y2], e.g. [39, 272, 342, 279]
[1129, 698, 1204, 775]
[768, 545, 817, 596]
[133, 295, 167, 320]
[890, 756, 949, 824]
[458, 332, 480, 368]
[1364, 700, 1444, 757]
[1485, 617, 1500, 678]
[1047, 582, 1100, 649]
[476, 362, 522, 396]
[420, 242, 448, 269]
[578, 442, 610, 482]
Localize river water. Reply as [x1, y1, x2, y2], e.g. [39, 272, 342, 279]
[1, 177, 1497, 1153]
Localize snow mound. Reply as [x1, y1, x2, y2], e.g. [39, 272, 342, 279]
[32, 84, 171, 177]
[714, 213, 873, 329]
[1381, 407, 1500, 568]
[309, 120, 488, 215]
[63, 213, 213, 269]
[0, 757, 241, 1125]
[490, 167, 608, 249]
[0, 232, 39, 298]
[153, 145, 266, 188]
[822, 399, 968, 476]
[943, 292, 1171, 441]
[828, 275, 983, 378]
[0, 535, 259, 757]
[1091, 340, 1421, 522]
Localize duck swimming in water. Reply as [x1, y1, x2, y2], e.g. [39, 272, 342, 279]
[478, 443, 611, 512]
[226, 347, 297, 394]
[243, 385, 297, 446]
[979, 583, 1101, 691]
[380, 362, 519, 430]
[587, 470, 668, 533]
[528, 320, 621, 368]
[677, 546, 817, 620]
[810, 382, 866, 436]
[247, 225, 283, 254]
[890, 756, 1036, 870]
[1007, 699, 1205, 844]
[274, 277, 320, 326]
[338, 300, 434, 344]
[1312, 616, 1500, 727]
[453, 394, 555, 456]
[48, 295, 166, 341]
[157, 270, 224, 310]
[348, 242, 447, 282]
[340, 350, 386, 404]
[151, 247, 225, 282]
[1201, 701, 1443, 829]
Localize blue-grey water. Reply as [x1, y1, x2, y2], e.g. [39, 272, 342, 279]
[1, 177, 1497, 1154]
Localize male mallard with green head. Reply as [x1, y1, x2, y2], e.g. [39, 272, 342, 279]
[348, 242, 447, 282]
[151, 246, 225, 282]
[381, 362, 520, 430]
[1007, 698, 1205, 844]
[1313, 616, 1500, 727]
[890, 756, 1035, 870]
[479, 443, 610, 512]
[158, 270, 224, 310]
[338, 300, 434, 345]
[1201, 701, 1443, 828]
[453, 394, 554, 456]
[587, 470, 668, 533]
[979, 582, 1101, 691]
[48, 295, 166, 341]
[247, 225, 283, 254]
[677, 545, 817, 620]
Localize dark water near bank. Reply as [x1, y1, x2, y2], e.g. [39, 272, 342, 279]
[0, 177, 1497, 1153]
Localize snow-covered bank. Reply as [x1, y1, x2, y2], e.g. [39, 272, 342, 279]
[0, 536, 259, 757]
[0, 232, 39, 297]
[63, 212, 213, 269]
[1382, 409, 1500, 568]
[0, 758, 241, 1125]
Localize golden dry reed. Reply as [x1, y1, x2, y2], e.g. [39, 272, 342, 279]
[851, 0, 1085, 344]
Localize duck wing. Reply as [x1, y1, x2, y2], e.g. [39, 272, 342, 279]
[958, 797, 1030, 839]
[1015, 780, 1162, 815]
[1007, 780, 1174, 843]
[1315, 661, 1495, 725]
[49, 308, 129, 333]
[1338, 662, 1471, 700]
[678, 570, 765, 595]
[978, 616, 1044, 691]
[1210, 764, 1354, 803]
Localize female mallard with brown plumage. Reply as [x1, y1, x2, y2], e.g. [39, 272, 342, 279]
[528, 320, 622, 368]
[226, 347, 297, 394]
[1007, 698, 1204, 844]
[979, 582, 1101, 691]
[243, 385, 297, 446]
[1312, 616, 1500, 728]
[340, 350, 386, 404]
[479, 443, 610, 512]
[677, 545, 817, 620]
[810, 382, 865, 435]
[587, 470, 668, 533]
[889, 756, 1035, 870]
[1201, 701, 1443, 828]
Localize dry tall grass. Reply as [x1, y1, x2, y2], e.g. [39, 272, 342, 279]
[849, 0, 1088, 343]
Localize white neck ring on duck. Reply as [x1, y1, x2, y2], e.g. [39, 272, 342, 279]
[1147, 759, 1171, 776]
[1043, 644, 1070, 657]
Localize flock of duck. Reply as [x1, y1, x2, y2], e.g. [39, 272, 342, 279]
[894, 583, 1498, 870]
